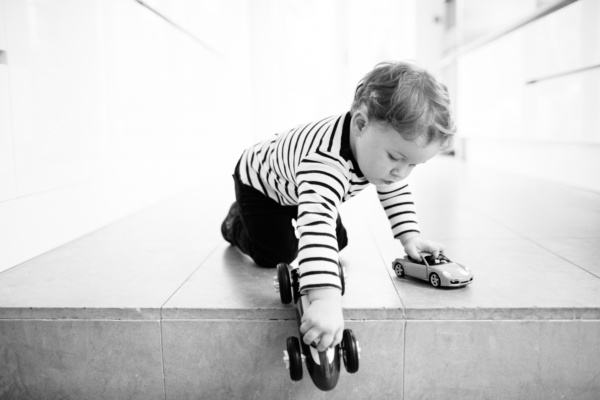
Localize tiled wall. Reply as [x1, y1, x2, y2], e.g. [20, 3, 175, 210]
[450, 0, 600, 191]
[0, 0, 248, 273]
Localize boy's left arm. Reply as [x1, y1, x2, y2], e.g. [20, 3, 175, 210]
[376, 182, 445, 259]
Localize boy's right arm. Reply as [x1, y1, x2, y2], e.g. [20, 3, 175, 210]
[295, 154, 349, 351]
[300, 288, 344, 351]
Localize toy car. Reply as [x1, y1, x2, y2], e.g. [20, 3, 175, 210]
[392, 253, 473, 288]
[274, 262, 360, 391]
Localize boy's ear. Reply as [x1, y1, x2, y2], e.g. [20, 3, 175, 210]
[353, 111, 368, 134]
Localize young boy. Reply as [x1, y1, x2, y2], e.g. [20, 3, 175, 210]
[221, 61, 455, 352]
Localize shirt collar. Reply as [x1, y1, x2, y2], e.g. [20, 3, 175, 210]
[340, 111, 364, 177]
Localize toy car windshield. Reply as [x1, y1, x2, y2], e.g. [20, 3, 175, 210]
[408, 254, 450, 265]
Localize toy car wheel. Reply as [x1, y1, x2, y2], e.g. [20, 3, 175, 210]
[393, 261, 405, 277]
[341, 329, 359, 374]
[429, 272, 441, 288]
[338, 263, 346, 296]
[286, 337, 303, 381]
[277, 263, 293, 304]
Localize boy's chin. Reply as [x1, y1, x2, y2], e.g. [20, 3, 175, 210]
[371, 178, 395, 186]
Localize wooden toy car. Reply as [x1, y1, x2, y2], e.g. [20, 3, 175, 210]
[274, 262, 360, 391]
[392, 253, 473, 288]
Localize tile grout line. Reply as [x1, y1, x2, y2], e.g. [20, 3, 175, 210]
[366, 218, 407, 319]
[464, 200, 600, 279]
[364, 215, 409, 397]
[157, 242, 222, 400]
[402, 318, 407, 400]
[527, 240, 600, 279]
[158, 242, 223, 315]
[160, 319, 167, 400]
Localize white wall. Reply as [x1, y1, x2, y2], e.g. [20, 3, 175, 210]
[0, 0, 424, 272]
[451, 0, 600, 191]
[0, 0, 246, 273]
[415, 0, 446, 77]
[245, 0, 418, 139]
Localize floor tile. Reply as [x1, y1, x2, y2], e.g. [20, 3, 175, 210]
[83, 185, 233, 243]
[0, 237, 218, 319]
[161, 239, 403, 320]
[162, 243, 290, 320]
[365, 198, 521, 243]
[374, 237, 600, 320]
[410, 157, 600, 239]
[404, 320, 600, 400]
[0, 319, 164, 400]
[161, 181, 403, 320]
[534, 238, 600, 277]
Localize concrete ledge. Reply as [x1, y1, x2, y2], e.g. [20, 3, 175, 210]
[404, 307, 600, 321]
[1, 158, 599, 399]
[161, 319, 404, 399]
[404, 320, 600, 399]
[0, 319, 164, 399]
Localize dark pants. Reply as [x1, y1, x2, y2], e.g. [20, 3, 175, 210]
[231, 166, 348, 268]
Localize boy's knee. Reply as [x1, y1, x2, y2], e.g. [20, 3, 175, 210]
[252, 247, 297, 268]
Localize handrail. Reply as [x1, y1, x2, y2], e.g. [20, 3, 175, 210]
[441, 0, 579, 65]
[133, 0, 223, 58]
[526, 63, 600, 84]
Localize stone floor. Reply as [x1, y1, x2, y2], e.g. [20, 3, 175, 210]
[0, 156, 599, 399]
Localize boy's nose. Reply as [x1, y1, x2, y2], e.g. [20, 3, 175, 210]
[391, 166, 408, 181]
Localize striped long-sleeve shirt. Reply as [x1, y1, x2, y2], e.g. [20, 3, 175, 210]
[237, 112, 420, 293]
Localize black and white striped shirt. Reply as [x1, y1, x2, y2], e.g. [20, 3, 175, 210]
[238, 112, 420, 293]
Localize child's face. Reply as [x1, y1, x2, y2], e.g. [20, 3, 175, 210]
[351, 112, 440, 186]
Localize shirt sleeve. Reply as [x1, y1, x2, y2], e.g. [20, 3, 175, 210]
[376, 182, 421, 239]
[295, 152, 349, 294]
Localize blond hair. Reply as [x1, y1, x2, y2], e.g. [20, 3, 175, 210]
[351, 61, 455, 150]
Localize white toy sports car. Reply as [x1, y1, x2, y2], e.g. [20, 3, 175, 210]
[392, 254, 473, 288]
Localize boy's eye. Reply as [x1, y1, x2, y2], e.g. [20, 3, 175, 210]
[387, 153, 399, 161]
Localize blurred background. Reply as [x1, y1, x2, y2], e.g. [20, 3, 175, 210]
[0, 0, 598, 273]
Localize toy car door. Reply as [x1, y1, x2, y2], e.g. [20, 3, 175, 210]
[405, 259, 427, 280]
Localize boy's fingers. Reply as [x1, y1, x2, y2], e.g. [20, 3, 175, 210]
[299, 320, 308, 334]
[317, 333, 334, 352]
[408, 249, 420, 260]
[302, 329, 319, 346]
[433, 244, 446, 258]
[333, 329, 344, 347]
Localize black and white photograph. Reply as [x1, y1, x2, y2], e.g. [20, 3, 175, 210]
[0, 0, 599, 399]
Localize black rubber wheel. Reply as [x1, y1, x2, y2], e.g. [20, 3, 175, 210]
[286, 336, 303, 381]
[341, 329, 359, 373]
[338, 263, 346, 296]
[277, 263, 292, 304]
[429, 272, 441, 288]
[393, 262, 405, 277]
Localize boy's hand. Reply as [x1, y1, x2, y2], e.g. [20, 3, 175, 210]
[401, 234, 445, 260]
[300, 288, 344, 352]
